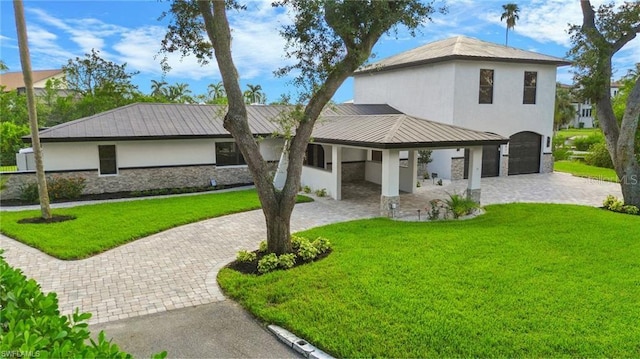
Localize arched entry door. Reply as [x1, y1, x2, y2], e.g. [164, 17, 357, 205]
[508, 131, 541, 175]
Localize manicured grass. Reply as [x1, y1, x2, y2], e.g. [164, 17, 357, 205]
[219, 203, 640, 358]
[0, 165, 17, 172]
[557, 128, 601, 138]
[555, 160, 618, 182]
[0, 190, 312, 260]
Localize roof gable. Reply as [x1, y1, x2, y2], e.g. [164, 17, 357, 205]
[356, 36, 571, 74]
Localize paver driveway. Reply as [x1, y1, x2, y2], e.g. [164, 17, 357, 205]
[0, 173, 622, 324]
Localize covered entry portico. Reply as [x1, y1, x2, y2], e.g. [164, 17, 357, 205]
[301, 114, 508, 216]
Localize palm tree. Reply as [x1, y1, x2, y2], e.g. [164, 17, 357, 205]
[554, 84, 576, 132]
[244, 84, 265, 104]
[150, 79, 168, 98]
[207, 81, 226, 100]
[0, 60, 8, 72]
[13, 0, 51, 219]
[500, 3, 520, 46]
[166, 82, 193, 103]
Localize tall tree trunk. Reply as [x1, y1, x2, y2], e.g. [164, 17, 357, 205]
[13, 0, 51, 219]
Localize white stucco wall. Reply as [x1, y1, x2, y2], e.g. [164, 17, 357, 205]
[354, 62, 457, 123]
[301, 166, 334, 196]
[41, 138, 284, 172]
[365, 161, 382, 184]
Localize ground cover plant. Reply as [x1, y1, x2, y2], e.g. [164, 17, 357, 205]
[554, 160, 618, 182]
[218, 203, 640, 358]
[557, 128, 601, 138]
[0, 190, 312, 259]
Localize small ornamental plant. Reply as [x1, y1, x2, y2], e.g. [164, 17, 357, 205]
[603, 195, 639, 215]
[234, 235, 332, 275]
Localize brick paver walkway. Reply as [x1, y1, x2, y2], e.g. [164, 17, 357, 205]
[0, 173, 622, 324]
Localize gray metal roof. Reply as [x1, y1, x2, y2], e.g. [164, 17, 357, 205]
[356, 36, 571, 74]
[32, 102, 507, 148]
[313, 114, 507, 149]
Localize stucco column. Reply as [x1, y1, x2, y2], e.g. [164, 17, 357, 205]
[331, 145, 342, 200]
[407, 150, 418, 194]
[466, 146, 482, 204]
[381, 149, 400, 217]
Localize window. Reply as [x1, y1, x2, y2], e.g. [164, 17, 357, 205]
[581, 108, 592, 117]
[304, 144, 325, 169]
[371, 150, 382, 162]
[215, 142, 246, 166]
[523, 71, 537, 104]
[98, 145, 117, 175]
[479, 69, 494, 104]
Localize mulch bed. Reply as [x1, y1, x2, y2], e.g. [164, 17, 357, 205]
[227, 249, 333, 275]
[18, 215, 76, 224]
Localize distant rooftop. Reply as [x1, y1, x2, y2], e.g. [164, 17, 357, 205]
[0, 69, 64, 91]
[356, 36, 571, 74]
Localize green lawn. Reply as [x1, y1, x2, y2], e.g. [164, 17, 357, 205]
[0, 190, 312, 260]
[557, 128, 601, 138]
[554, 160, 618, 182]
[0, 165, 17, 172]
[219, 203, 640, 358]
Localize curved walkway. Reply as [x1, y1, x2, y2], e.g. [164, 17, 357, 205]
[0, 173, 622, 324]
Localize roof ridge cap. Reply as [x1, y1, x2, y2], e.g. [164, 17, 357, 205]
[383, 114, 406, 142]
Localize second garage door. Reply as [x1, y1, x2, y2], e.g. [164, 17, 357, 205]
[508, 131, 541, 175]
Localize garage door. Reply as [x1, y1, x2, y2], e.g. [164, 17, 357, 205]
[508, 131, 541, 175]
[463, 145, 500, 178]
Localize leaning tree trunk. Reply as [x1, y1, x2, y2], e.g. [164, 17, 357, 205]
[615, 76, 640, 207]
[14, 0, 51, 219]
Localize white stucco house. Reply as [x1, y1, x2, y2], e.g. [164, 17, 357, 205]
[5, 36, 569, 215]
[354, 36, 570, 179]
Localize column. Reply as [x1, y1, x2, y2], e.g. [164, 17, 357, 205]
[331, 145, 342, 200]
[466, 146, 482, 204]
[380, 149, 400, 217]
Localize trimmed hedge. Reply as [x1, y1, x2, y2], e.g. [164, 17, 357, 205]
[0, 253, 166, 358]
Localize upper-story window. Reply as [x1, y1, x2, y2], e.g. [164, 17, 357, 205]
[523, 71, 537, 104]
[98, 145, 117, 175]
[478, 69, 494, 104]
[216, 142, 246, 166]
[304, 144, 325, 169]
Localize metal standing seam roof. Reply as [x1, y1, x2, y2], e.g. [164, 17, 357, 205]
[31, 102, 508, 148]
[312, 114, 507, 149]
[356, 36, 571, 74]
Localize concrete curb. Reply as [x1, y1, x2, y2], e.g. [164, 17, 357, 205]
[268, 325, 334, 359]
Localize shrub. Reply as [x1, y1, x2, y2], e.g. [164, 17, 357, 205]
[573, 133, 604, 151]
[603, 195, 638, 215]
[312, 237, 331, 253]
[291, 235, 306, 251]
[0, 253, 166, 358]
[278, 253, 297, 269]
[47, 176, 86, 201]
[257, 253, 279, 274]
[553, 147, 573, 161]
[236, 250, 256, 263]
[302, 185, 311, 194]
[315, 188, 327, 197]
[585, 142, 614, 169]
[603, 195, 617, 208]
[258, 241, 267, 253]
[623, 205, 639, 215]
[18, 181, 39, 203]
[298, 239, 320, 262]
[445, 193, 479, 219]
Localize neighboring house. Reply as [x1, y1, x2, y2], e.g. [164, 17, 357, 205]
[353, 36, 570, 179]
[566, 82, 621, 128]
[0, 69, 67, 96]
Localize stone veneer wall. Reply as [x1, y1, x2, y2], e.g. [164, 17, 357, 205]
[501, 155, 509, 177]
[541, 153, 553, 174]
[0, 165, 254, 200]
[342, 161, 365, 182]
[450, 157, 465, 180]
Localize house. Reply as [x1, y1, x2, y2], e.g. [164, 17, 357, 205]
[4, 36, 568, 215]
[564, 82, 621, 128]
[5, 102, 506, 216]
[353, 36, 570, 179]
[0, 69, 67, 95]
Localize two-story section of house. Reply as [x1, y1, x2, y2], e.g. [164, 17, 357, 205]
[353, 36, 571, 179]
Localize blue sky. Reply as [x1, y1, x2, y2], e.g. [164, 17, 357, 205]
[1, 0, 638, 103]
